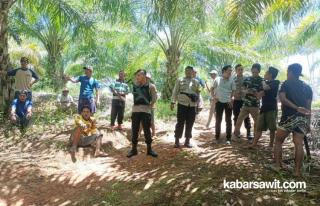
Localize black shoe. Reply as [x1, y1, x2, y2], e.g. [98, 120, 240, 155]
[246, 130, 252, 140]
[184, 138, 192, 148]
[147, 144, 158, 157]
[213, 136, 220, 144]
[174, 137, 180, 148]
[234, 132, 241, 138]
[127, 144, 138, 158]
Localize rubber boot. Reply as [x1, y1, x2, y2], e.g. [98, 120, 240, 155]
[127, 144, 138, 158]
[247, 129, 252, 140]
[147, 144, 158, 157]
[174, 137, 180, 148]
[184, 138, 192, 148]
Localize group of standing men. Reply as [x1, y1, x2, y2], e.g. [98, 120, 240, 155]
[2, 57, 313, 176]
[171, 63, 312, 176]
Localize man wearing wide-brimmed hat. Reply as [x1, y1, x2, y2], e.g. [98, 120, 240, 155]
[56, 87, 76, 111]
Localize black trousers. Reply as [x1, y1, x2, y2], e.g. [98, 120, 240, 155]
[131, 112, 152, 145]
[110, 99, 125, 126]
[174, 104, 196, 139]
[215, 101, 233, 140]
[233, 100, 251, 131]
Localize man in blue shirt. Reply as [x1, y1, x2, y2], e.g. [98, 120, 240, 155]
[10, 90, 33, 128]
[66, 66, 100, 114]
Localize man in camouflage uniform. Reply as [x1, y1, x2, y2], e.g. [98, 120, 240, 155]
[233, 64, 252, 139]
[171, 66, 201, 148]
[234, 63, 263, 140]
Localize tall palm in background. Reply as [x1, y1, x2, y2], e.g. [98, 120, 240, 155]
[0, 0, 16, 110]
[0, 0, 91, 109]
[1, 0, 319, 110]
[11, 0, 92, 90]
[99, 0, 210, 100]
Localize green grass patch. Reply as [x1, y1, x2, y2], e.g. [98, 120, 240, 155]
[155, 100, 176, 121]
[312, 100, 320, 109]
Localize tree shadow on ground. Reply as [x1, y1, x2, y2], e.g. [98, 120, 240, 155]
[1, 103, 320, 206]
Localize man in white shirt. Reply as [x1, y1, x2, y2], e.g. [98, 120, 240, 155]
[206, 69, 218, 129]
[56, 88, 76, 111]
[213, 65, 235, 145]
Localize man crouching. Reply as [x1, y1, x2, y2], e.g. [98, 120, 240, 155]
[70, 105, 107, 157]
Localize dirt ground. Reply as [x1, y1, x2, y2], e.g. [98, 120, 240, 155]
[0, 105, 320, 206]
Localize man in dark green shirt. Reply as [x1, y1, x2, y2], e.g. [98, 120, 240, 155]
[234, 63, 263, 141]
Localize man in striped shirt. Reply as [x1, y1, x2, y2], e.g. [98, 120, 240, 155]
[109, 70, 129, 130]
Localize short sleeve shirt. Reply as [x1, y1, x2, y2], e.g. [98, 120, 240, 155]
[7, 68, 39, 91]
[11, 99, 32, 118]
[260, 80, 280, 112]
[171, 77, 200, 107]
[213, 77, 236, 103]
[57, 94, 74, 103]
[279, 80, 313, 117]
[76, 76, 100, 99]
[74, 114, 97, 136]
[110, 79, 129, 100]
[243, 76, 263, 107]
[233, 76, 245, 100]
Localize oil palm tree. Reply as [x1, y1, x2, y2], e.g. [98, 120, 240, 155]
[11, 0, 92, 90]
[0, 0, 91, 109]
[98, 0, 209, 99]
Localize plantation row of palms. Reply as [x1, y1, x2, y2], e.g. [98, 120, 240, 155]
[0, 0, 319, 109]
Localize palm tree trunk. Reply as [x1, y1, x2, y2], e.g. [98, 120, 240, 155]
[0, 1, 14, 111]
[161, 46, 180, 100]
[47, 49, 65, 91]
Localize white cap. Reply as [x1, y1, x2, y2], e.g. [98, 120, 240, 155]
[209, 70, 218, 74]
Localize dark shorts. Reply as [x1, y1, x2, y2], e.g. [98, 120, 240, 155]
[78, 134, 102, 147]
[78, 98, 96, 114]
[257, 110, 277, 132]
[12, 114, 30, 128]
[278, 115, 310, 135]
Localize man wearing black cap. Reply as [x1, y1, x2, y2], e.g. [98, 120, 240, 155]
[171, 66, 201, 148]
[66, 66, 100, 114]
[274, 63, 312, 177]
[250, 67, 280, 149]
